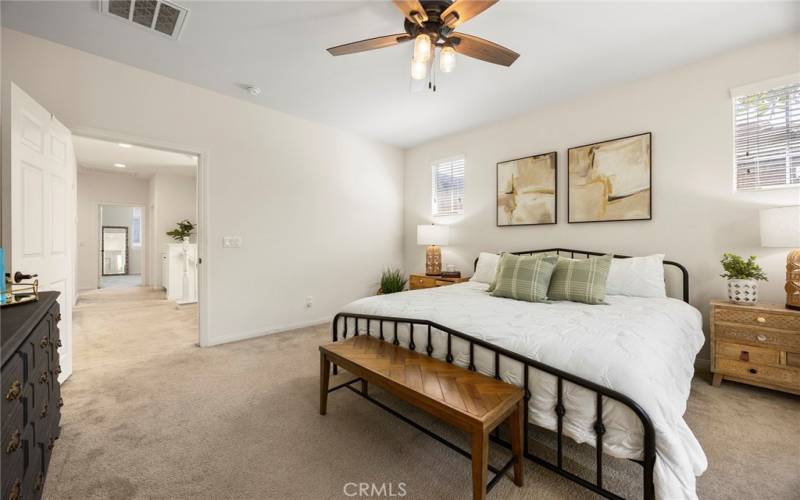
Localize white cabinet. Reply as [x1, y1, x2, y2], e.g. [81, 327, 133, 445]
[163, 242, 197, 304]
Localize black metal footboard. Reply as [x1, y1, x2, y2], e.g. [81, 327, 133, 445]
[331, 313, 656, 500]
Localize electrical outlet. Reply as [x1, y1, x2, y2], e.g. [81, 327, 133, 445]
[222, 236, 242, 248]
[305, 296, 313, 308]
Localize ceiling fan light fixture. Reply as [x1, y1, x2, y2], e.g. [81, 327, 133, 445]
[410, 57, 428, 80]
[439, 46, 456, 73]
[413, 34, 432, 63]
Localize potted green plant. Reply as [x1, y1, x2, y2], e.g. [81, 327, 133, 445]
[166, 220, 195, 242]
[720, 253, 767, 305]
[379, 268, 407, 295]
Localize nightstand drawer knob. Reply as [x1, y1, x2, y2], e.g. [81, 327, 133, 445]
[756, 334, 767, 342]
[748, 368, 758, 374]
[756, 317, 766, 324]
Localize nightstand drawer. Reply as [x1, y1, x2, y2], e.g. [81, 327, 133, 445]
[716, 324, 800, 351]
[715, 307, 800, 331]
[715, 358, 800, 388]
[715, 341, 779, 365]
[411, 276, 437, 289]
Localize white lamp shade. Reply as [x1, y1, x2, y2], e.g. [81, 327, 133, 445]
[417, 224, 450, 246]
[760, 206, 800, 247]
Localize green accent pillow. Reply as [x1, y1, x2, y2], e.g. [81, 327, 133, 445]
[547, 254, 613, 305]
[490, 253, 559, 302]
[487, 251, 556, 293]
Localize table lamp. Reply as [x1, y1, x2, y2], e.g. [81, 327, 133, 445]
[760, 206, 800, 310]
[417, 224, 450, 276]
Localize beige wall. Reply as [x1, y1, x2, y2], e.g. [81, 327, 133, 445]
[76, 171, 149, 290]
[3, 29, 405, 345]
[403, 34, 800, 362]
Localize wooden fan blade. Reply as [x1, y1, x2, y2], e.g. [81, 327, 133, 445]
[327, 34, 412, 56]
[450, 32, 518, 66]
[392, 0, 428, 26]
[441, 0, 498, 29]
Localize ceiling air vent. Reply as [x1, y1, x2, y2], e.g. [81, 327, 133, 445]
[100, 0, 189, 40]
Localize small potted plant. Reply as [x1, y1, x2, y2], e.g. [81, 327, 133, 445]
[379, 268, 407, 295]
[166, 220, 195, 242]
[720, 253, 767, 305]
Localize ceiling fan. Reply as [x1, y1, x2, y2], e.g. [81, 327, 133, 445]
[327, 0, 519, 88]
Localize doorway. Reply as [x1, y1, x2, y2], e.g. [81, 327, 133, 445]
[72, 132, 206, 345]
[98, 204, 145, 288]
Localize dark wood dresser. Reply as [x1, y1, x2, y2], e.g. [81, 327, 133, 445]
[2, 292, 63, 500]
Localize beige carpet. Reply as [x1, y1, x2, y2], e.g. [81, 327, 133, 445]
[44, 288, 800, 499]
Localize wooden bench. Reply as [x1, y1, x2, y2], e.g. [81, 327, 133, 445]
[320, 335, 524, 500]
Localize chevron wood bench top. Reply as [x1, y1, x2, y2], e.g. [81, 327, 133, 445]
[320, 335, 523, 432]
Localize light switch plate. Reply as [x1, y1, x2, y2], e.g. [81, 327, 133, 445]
[223, 236, 242, 248]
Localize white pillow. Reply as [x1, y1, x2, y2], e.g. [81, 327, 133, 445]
[605, 254, 667, 298]
[471, 252, 501, 284]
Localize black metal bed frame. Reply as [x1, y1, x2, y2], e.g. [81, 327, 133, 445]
[329, 248, 690, 500]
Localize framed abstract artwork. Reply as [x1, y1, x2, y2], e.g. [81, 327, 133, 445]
[568, 132, 651, 223]
[497, 152, 557, 226]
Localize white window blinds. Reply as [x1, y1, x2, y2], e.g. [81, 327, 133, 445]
[432, 156, 465, 217]
[734, 81, 800, 191]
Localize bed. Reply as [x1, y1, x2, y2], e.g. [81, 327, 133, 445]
[331, 249, 707, 500]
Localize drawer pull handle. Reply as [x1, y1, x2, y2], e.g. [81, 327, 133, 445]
[6, 430, 20, 453]
[40, 337, 49, 349]
[57, 338, 63, 348]
[756, 316, 766, 323]
[756, 334, 767, 342]
[57, 313, 62, 322]
[35, 472, 44, 491]
[40, 402, 49, 418]
[5, 380, 21, 401]
[56, 365, 62, 375]
[48, 437, 56, 450]
[739, 351, 749, 362]
[8, 479, 21, 500]
[58, 397, 64, 408]
[748, 368, 758, 374]
[39, 371, 48, 384]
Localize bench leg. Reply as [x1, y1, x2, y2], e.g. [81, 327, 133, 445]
[471, 429, 488, 500]
[320, 352, 331, 415]
[712, 373, 723, 387]
[509, 400, 524, 487]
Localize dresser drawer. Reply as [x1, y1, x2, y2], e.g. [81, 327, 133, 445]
[716, 307, 800, 331]
[787, 352, 800, 368]
[715, 358, 800, 388]
[2, 356, 26, 430]
[715, 324, 800, 351]
[1, 425, 31, 500]
[715, 341, 779, 365]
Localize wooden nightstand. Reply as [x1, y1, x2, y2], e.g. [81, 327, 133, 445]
[409, 274, 470, 290]
[710, 300, 800, 395]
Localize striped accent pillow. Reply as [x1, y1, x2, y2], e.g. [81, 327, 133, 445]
[547, 254, 613, 304]
[490, 254, 559, 302]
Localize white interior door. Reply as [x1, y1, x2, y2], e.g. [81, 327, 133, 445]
[6, 83, 75, 382]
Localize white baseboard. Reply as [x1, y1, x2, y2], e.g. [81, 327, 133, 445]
[204, 316, 331, 347]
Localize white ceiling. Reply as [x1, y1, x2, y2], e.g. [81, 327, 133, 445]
[3, 1, 798, 148]
[74, 135, 197, 178]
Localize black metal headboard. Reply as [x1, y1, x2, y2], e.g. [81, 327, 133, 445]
[473, 247, 689, 303]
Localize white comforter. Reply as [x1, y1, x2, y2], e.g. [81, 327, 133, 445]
[339, 282, 707, 500]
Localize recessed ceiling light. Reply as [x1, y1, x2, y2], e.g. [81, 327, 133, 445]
[248, 86, 261, 96]
[114, 163, 126, 168]
[117, 143, 133, 148]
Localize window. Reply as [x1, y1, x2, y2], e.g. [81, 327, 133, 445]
[131, 207, 142, 247]
[432, 156, 465, 217]
[733, 78, 800, 191]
